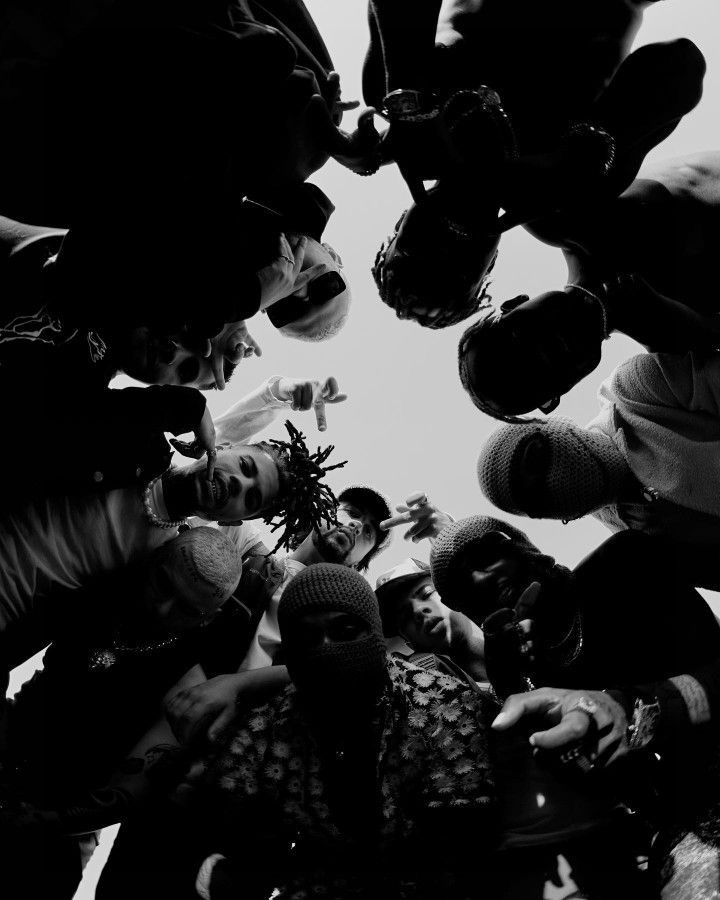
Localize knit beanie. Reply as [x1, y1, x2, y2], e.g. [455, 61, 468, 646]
[157, 526, 242, 603]
[477, 419, 629, 520]
[430, 515, 558, 612]
[278, 564, 388, 705]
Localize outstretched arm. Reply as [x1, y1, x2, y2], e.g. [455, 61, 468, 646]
[492, 659, 720, 771]
[165, 666, 292, 745]
[213, 375, 347, 444]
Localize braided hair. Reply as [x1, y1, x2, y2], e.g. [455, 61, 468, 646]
[256, 420, 347, 553]
[372, 207, 498, 330]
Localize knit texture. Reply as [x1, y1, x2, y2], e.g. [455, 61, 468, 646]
[588, 352, 720, 519]
[162, 526, 242, 601]
[477, 418, 629, 520]
[430, 515, 556, 609]
[279, 564, 383, 633]
[278, 564, 388, 701]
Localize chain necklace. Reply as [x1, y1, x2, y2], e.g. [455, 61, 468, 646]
[566, 282, 610, 340]
[546, 608, 584, 669]
[88, 633, 181, 671]
[142, 475, 187, 529]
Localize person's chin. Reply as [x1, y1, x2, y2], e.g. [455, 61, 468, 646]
[318, 535, 351, 564]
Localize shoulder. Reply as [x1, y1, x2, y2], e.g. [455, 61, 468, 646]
[639, 152, 720, 208]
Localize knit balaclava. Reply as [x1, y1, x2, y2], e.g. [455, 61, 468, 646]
[477, 419, 629, 520]
[278, 564, 388, 707]
[430, 515, 563, 614]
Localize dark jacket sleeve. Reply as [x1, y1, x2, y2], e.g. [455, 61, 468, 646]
[102, 384, 207, 437]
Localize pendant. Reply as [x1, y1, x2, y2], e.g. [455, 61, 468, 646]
[88, 649, 117, 671]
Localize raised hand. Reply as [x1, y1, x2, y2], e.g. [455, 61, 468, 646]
[169, 405, 217, 481]
[379, 491, 454, 543]
[277, 375, 348, 431]
[492, 687, 630, 770]
[257, 234, 332, 310]
[207, 322, 263, 392]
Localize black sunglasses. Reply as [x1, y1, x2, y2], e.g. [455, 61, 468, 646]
[266, 271, 347, 328]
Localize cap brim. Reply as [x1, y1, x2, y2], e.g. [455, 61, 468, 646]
[376, 571, 431, 635]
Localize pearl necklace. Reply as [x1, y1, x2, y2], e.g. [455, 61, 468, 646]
[142, 476, 187, 529]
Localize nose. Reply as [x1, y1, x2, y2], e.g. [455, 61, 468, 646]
[410, 598, 431, 621]
[471, 570, 496, 592]
[346, 518, 361, 535]
[158, 338, 180, 366]
[228, 475, 243, 498]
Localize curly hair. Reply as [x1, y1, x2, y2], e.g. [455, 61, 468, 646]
[457, 305, 547, 424]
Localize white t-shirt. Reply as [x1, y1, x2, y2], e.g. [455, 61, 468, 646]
[238, 557, 306, 671]
[0, 480, 176, 631]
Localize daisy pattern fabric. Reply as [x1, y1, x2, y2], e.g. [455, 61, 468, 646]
[183, 658, 496, 895]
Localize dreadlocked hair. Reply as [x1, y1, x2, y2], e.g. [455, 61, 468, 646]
[372, 202, 499, 330]
[257, 420, 348, 553]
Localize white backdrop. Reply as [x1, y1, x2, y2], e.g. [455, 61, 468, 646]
[203, 0, 720, 585]
[6, 1, 720, 895]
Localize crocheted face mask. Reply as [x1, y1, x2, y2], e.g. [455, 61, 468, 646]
[279, 564, 388, 709]
[430, 515, 558, 620]
[478, 419, 629, 520]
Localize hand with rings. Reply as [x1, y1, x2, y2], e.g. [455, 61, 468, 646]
[379, 491, 454, 543]
[492, 687, 630, 772]
[256, 233, 333, 310]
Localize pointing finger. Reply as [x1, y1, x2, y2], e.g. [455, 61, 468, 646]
[515, 582, 542, 620]
[293, 262, 332, 289]
[530, 711, 592, 750]
[405, 491, 429, 508]
[313, 385, 327, 432]
[206, 448, 217, 483]
[491, 689, 563, 731]
[292, 236, 308, 278]
[380, 511, 413, 531]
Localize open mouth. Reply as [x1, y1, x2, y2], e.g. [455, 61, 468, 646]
[206, 473, 229, 509]
[334, 527, 356, 550]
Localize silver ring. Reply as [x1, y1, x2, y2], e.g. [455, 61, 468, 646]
[568, 696, 599, 720]
[280, 255, 294, 265]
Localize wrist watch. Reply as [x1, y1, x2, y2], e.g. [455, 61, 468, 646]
[382, 89, 440, 122]
[627, 696, 662, 750]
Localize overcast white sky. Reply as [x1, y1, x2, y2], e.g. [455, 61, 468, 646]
[213, 0, 720, 586]
[7, 1, 720, 894]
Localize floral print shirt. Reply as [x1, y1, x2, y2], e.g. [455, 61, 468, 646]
[183, 657, 496, 898]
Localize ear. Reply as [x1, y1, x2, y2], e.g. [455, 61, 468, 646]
[499, 294, 530, 314]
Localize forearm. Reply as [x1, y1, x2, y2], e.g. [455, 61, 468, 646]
[369, 0, 444, 93]
[609, 283, 720, 352]
[611, 668, 717, 754]
[214, 376, 291, 444]
[233, 665, 290, 695]
[104, 384, 206, 436]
